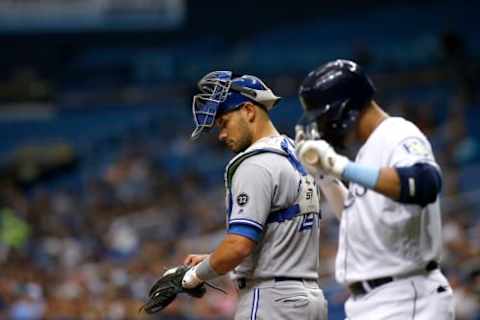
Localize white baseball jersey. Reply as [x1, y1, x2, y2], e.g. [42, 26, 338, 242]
[335, 117, 443, 284]
[224, 135, 322, 280]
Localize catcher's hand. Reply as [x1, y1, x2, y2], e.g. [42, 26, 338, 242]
[140, 265, 206, 314]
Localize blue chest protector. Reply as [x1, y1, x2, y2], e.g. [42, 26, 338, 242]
[224, 138, 319, 232]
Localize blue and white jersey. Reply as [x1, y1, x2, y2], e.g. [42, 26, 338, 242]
[335, 117, 443, 284]
[224, 135, 321, 280]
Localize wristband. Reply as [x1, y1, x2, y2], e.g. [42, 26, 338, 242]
[195, 256, 221, 281]
[341, 162, 380, 189]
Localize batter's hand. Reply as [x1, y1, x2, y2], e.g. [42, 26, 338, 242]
[184, 254, 209, 267]
[295, 129, 325, 177]
[297, 140, 349, 179]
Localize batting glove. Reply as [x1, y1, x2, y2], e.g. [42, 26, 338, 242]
[295, 141, 324, 176]
[295, 130, 325, 177]
[182, 266, 203, 289]
[297, 140, 349, 179]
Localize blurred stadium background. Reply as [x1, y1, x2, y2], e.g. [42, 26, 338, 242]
[0, 0, 479, 319]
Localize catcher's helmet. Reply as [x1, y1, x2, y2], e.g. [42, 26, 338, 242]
[191, 71, 281, 140]
[297, 59, 375, 148]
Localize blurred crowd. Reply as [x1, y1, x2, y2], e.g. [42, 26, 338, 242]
[0, 144, 234, 320]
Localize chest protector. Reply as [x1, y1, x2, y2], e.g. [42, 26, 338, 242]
[224, 136, 320, 225]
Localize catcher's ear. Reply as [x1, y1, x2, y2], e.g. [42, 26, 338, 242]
[240, 103, 257, 123]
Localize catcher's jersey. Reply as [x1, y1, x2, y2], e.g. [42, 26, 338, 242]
[335, 117, 443, 284]
[225, 135, 322, 280]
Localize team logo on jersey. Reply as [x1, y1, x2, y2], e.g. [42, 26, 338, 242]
[402, 138, 430, 157]
[236, 193, 249, 206]
[344, 184, 368, 209]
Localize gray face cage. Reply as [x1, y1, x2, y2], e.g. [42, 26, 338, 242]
[191, 71, 233, 140]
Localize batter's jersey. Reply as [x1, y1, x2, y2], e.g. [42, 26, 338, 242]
[335, 117, 443, 285]
[225, 135, 322, 280]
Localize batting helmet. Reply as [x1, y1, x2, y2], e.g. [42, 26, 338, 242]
[191, 71, 281, 140]
[297, 59, 375, 148]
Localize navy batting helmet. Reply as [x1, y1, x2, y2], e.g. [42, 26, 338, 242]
[297, 59, 375, 148]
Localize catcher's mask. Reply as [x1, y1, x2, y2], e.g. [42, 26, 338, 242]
[296, 59, 375, 149]
[191, 71, 281, 140]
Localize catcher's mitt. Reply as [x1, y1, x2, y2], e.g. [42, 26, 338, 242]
[140, 265, 206, 314]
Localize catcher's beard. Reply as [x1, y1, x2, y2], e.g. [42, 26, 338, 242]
[228, 119, 253, 154]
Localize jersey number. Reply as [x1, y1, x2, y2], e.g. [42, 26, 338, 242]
[305, 188, 313, 200]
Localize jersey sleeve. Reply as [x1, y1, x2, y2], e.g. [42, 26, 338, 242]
[388, 135, 438, 168]
[227, 161, 273, 242]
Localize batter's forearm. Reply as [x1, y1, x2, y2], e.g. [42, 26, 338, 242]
[339, 161, 398, 200]
[344, 163, 441, 206]
[374, 168, 401, 199]
[343, 163, 401, 200]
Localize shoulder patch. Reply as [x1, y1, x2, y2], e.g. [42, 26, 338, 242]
[401, 138, 430, 157]
[236, 193, 249, 206]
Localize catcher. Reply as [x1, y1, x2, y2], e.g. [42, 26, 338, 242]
[142, 71, 328, 319]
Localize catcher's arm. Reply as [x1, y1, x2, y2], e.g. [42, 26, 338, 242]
[141, 234, 255, 314]
[182, 234, 255, 288]
[210, 234, 255, 272]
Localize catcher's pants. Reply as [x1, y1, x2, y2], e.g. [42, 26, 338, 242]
[345, 269, 454, 320]
[234, 278, 328, 320]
